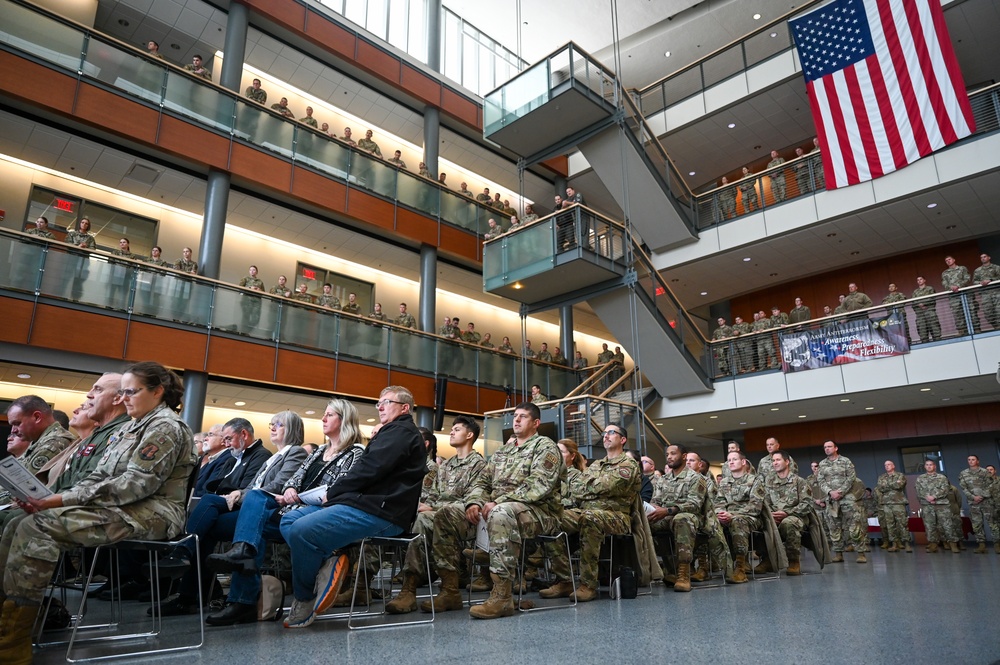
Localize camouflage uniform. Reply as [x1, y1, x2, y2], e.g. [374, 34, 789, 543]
[238, 275, 265, 332]
[693, 472, 732, 575]
[290, 291, 314, 304]
[174, 258, 198, 274]
[404, 452, 485, 575]
[269, 284, 290, 297]
[547, 452, 639, 587]
[715, 186, 736, 222]
[911, 284, 941, 342]
[461, 330, 481, 345]
[738, 172, 758, 211]
[395, 311, 416, 328]
[948, 484, 964, 543]
[387, 157, 407, 169]
[764, 472, 814, 554]
[958, 466, 993, 544]
[842, 290, 873, 312]
[972, 261, 1000, 328]
[788, 305, 812, 324]
[731, 320, 754, 372]
[649, 468, 706, 564]
[712, 323, 733, 375]
[0, 422, 74, 506]
[714, 472, 764, 557]
[26, 228, 55, 239]
[342, 302, 361, 315]
[875, 470, 910, 545]
[369, 310, 387, 322]
[245, 86, 267, 104]
[818, 454, 868, 553]
[767, 156, 787, 201]
[434, 433, 562, 580]
[301, 116, 318, 128]
[357, 137, 382, 158]
[2, 403, 195, 605]
[752, 316, 776, 369]
[184, 63, 211, 80]
[536, 350, 552, 363]
[915, 472, 958, 543]
[317, 294, 341, 310]
[941, 263, 973, 335]
[756, 452, 798, 486]
[63, 230, 96, 249]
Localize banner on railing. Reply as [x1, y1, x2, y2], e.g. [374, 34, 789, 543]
[778, 313, 909, 372]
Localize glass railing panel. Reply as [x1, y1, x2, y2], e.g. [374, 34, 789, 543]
[0, 0, 86, 72]
[701, 43, 745, 89]
[347, 152, 396, 198]
[388, 330, 437, 373]
[483, 89, 505, 136]
[569, 46, 615, 104]
[548, 366, 580, 400]
[235, 100, 296, 156]
[524, 362, 549, 398]
[163, 69, 235, 133]
[292, 128, 353, 180]
[209, 285, 277, 339]
[278, 302, 334, 350]
[396, 171, 439, 216]
[660, 67, 703, 111]
[438, 339, 477, 380]
[37, 247, 94, 303]
[744, 22, 792, 67]
[479, 349, 515, 389]
[339, 314, 390, 364]
[440, 189, 479, 233]
[84, 38, 165, 104]
[499, 57, 552, 124]
[504, 219, 556, 281]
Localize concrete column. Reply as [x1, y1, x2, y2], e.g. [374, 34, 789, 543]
[415, 406, 434, 431]
[181, 370, 208, 433]
[198, 169, 230, 279]
[423, 0, 442, 175]
[219, 2, 249, 92]
[560, 305, 574, 364]
[419, 243, 437, 333]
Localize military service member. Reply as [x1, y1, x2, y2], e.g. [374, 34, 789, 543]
[647, 444, 706, 592]
[271, 97, 294, 119]
[26, 216, 55, 239]
[842, 283, 873, 312]
[245, 78, 267, 104]
[395, 302, 416, 328]
[753, 311, 777, 369]
[184, 54, 211, 80]
[732, 315, 754, 373]
[912, 276, 941, 342]
[522, 339, 537, 359]
[341, 292, 361, 315]
[715, 452, 765, 582]
[767, 150, 787, 202]
[536, 343, 553, 363]
[1, 396, 75, 505]
[573, 351, 588, 370]
[793, 147, 810, 194]
[788, 297, 811, 324]
[712, 317, 734, 375]
[174, 247, 198, 274]
[916, 459, 960, 552]
[973, 253, 1000, 329]
[763, 450, 814, 575]
[369, 302, 387, 321]
[739, 166, 759, 212]
[238, 265, 265, 333]
[387, 150, 407, 169]
[522, 204, 539, 224]
[941, 255, 973, 335]
[387, 416, 486, 614]
[538, 425, 639, 602]
[64, 217, 96, 249]
[959, 455, 993, 553]
[270, 275, 291, 298]
[757, 437, 797, 485]
[715, 176, 736, 222]
[291, 284, 314, 304]
[530, 385, 546, 404]
[818, 440, 868, 562]
[497, 336, 514, 353]
[876, 460, 911, 552]
[425, 403, 561, 619]
[317, 284, 341, 310]
[357, 129, 382, 158]
[301, 106, 318, 128]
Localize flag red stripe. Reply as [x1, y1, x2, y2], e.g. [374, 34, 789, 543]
[805, 81, 837, 191]
[822, 75, 859, 186]
[900, 0, 957, 146]
[926, 0, 976, 133]
[875, 0, 932, 156]
[864, 53, 908, 171]
[843, 64, 882, 179]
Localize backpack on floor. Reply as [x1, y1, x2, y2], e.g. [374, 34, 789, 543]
[257, 574, 285, 622]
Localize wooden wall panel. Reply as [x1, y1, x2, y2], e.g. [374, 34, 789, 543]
[229, 143, 293, 193]
[74, 86, 159, 145]
[389, 371, 435, 409]
[445, 380, 479, 415]
[439, 223, 479, 262]
[728, 240, 983, 320]
[400, 65, 438, 106]
[357, 41, 401, 85]
[291, 167, 348, 212]
[395, 208, 437, 246]
[275, 349, 337, 392]
[333, 359, 390, 399]
[440, 87, 480, 128]
[303, 14, 356, 59]
[0, 52, 75, 114]
[206, 337, 276, 382]
[885, 413, 918, 439]
[0, 298, 34, 344]
[247, 0, 306, 30]
[157, 116, 230, 170]
[124, 323, 207, 369]
[541, 156, 569, 178]
[28, 306, 126, 356]
[345, 191, 395, 231]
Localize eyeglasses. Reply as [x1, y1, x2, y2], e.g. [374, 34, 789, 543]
[603, 429, 624, 438]
[269, 421, 285, 428]
[117, 387, 148, 398]
[376, 399, 406, 408]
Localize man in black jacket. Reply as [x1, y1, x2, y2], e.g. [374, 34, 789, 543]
[279, 386, 425, 629]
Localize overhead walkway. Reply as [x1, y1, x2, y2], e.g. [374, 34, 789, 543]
[482, 43, 699, 253]
[483, 204, 713, 399]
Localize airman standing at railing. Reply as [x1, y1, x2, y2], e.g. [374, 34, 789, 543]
[715, 176, 736, 223]
[941, 255, 974, 335]
[738, 167, 758, 212]
[972, 252, 1000, 330]
[712, 317, 733, 375]
[910, 276, 941, 343]
[733, 316, 754, 373]
[767, 150, 787, 202]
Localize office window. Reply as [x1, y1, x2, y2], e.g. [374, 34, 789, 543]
[26, 188, 81, 233]
[27, 186, 158, 256]
[900, 445, 943, 473]
[294, 261, 375, 312]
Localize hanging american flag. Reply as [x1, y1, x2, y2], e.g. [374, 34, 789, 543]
[789, 0, 975, 189]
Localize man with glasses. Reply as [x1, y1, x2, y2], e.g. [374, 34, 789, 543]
[280, 386, 425, 629]
[538, 425, 639, 602]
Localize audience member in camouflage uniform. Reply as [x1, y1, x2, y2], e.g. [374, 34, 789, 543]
[316, 283, 341, 310]
[817, 440, 869, 562]
[972, 253, 1000, 329]
[712, 317, 733, 375]
[714, 176, 736, 222]
[342, 293, 361, 315]
[875, 460, 911, 552]
[395, 303, 416, 328]
[916, 459, 960, 552]
[536, 343, 553, 363]
[731, 316, 754, 373]
[738, 166, 759, 212]
[174, 247, 198, 274]
[788, 297, 811, 324]
[426, 403, 561, 620]
[237, 265, 265, 333]
[647, 444, 706, 592]
[841, 283, 873, 312]
[941, 255, 973, 335]
[0, 362, 194, 665]
[767, 151, 787, 202]
[752, 313, 777, 369]
[756, 437, 797, 486]
[911, 276, 941, 342]
[762, 451, 814, 575]
[357, 130, 382, 158]
[988, 465, 1000, 553]
[959, 455, 993, 553]
[538, 426, 639, 602]
[25, 216, 55, 239]
[183, 54, 211, 80]
[1, 396, 75, 506]
[686, 452, 733, 582]
[385, 417, 485, 614]
[64, 217, 96, 249]
[715, 452, 765, 582]
[244, 78, 267, 104]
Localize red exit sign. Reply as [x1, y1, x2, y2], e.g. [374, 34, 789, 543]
[54, 198, 75, 212]
[301, 268, 317, 280]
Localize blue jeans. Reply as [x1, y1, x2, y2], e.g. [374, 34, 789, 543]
[179, 494, 240, 598]
[280, 504, 402, 601]
[227, 489, 284, 605]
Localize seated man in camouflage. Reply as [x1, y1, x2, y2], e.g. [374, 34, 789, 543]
[715, 451, 765, 583]
[537, 425, 639, 602]
[385, 416, 486, 614]
[423, 402, 561, 620]
[685, 451, 732, 582]
[647, 444, 706, 592]
[761, 450, 813, 575]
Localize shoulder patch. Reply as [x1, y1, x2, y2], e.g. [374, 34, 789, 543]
[542, 451, 559, 471]
[139, 444, 160, 461]
[618, 467, 633, 479]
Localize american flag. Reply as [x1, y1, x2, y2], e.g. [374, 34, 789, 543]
[790, 0, 975, 189]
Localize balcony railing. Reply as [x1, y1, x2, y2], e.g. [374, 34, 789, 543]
[0, 0, 501, 238]
[707, 283, 1000, 380]
[0, 230, 582, 398]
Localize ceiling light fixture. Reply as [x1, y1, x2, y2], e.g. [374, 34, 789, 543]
[770, 31, 778, 37]
[686, 428, 694, 431]
[689, 171, 696, 176]
[234, 401, 246, 406]
[743, 257, 751, 262]
[753, 13, 762, 20]
[739, 422, 747, 425]
[16, 373, 31, 379]
[709, 415, 718, 419]
[728, 123, 736, 129]
[919, 388, 931, 392]
[512, 282, 523, 290]
[798, 415, 807, 418]
[770, 407, 779, 411]
[305, 410, 316, 415]
[926, 203, 937, 208]
[700, 291, 708, 296]
[840, 398, 850, 402]
[664, 51, 671, 57]
[864, 407, 874, 410]
[367, 417, 376, 423]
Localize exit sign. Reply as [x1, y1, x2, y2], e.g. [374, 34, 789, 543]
[54, 198, 75, 212]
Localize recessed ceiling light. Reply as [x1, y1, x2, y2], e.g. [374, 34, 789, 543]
[367, 417, 376, 422]
[827, 232, 837, 237]
[709, 415, 718, 419]
[689, 171, 696, 176]
[700, 291, 708, 296]
[864, 407, 874, 410]
[941, 397, 950, 401]
[743, 257, 751, 262]
[234, 401, 246, 406]
[840, 398, 850, 402]
[770, 31, 778, 37]
[117, 18, 130, 27]
[16, 373, 31, 379]
[728, 123, 736, 129]
[664, 51, 671, 57]
[512, 283, 523, 290]
[305, 410, 316, 415]
[926, 203, 937, 208]
[850, 251, 860, 255]
[739, 422, 747, 425]
[919, 388, 931, 392]
[753, 13, 762, 20]
[798, 415, 807, 418]
[686, 428, 694, 431]
[770, 407, 779, 411]
[945, 225, 957, 230]
[656, 422, 664, 426]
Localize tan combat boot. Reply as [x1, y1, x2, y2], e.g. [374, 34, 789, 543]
[830, 552, 845, 563]
[419, 569, 463, 613]
[468, 570, 493, 592]
[786, 549, 801, 576]
[753, 558, 772, 574]
[538, 580, 575, 599]
[690, 553, 709, 582]
[385, 573, 419, 614]
[726, 556, 748, 583]
[949, 541, 960, 553]
[974, 542, 986, 554]
[926, 543, 938, 553]
[903, 541, 912, 553]
[462, 548, 490, 565]
[886, 542, 897, 552]
[674, 563, 692, 592]
[469, 574, 514, 619]
[572, 584, 598, 602]
[0, 600, 35, 665]
[880, 540, 888, 550]
[856, 553, 867, 563]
